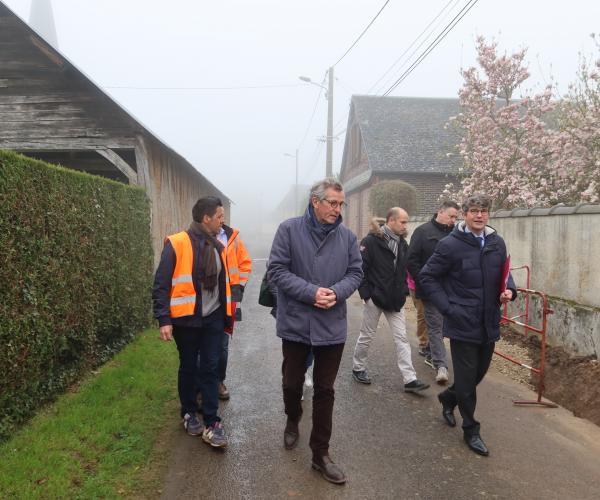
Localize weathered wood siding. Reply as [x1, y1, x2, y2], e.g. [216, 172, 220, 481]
[141, 136, 231, 264]
[0, 3, 230, 265]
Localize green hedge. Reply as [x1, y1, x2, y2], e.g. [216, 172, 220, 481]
[0, 150, 153, 441]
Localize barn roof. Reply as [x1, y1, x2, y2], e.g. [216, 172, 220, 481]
[0, 0, 230, 202]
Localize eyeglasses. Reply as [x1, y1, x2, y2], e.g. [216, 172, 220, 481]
[467, 208, 489, 215]
[321, 198, 347, 209]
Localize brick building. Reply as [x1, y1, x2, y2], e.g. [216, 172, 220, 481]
[339, 95, 461, 238]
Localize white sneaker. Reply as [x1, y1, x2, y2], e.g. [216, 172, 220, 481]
[436, 366, 449, 384]
[304, 368, 313, 388]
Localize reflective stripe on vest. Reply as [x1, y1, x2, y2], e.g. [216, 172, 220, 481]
[170, 295, 196, 306]
[167, 232, 196, 318]
[172, 274, 192, 286]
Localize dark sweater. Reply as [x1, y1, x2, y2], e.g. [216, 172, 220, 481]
[406, 215, 454, 299]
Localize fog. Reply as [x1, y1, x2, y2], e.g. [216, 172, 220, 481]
[4, 0, 600, 256]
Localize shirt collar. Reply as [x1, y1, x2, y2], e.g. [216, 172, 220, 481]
[217, 227, 227, 246]
[464, 225, 484, 238]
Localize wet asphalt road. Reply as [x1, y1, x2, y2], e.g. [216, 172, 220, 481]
[160, 261, 600, 499]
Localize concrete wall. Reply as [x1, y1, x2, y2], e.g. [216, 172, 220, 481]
[407, 204, 600, 357]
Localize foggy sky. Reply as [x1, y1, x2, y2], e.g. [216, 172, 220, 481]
[4, 0, 600, 232]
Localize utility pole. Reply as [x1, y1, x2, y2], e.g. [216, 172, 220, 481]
[299, 69, 334, 177]
[326, 66, 334, 177]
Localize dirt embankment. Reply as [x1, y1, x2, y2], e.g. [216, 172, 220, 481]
[499, 325, 600, 426]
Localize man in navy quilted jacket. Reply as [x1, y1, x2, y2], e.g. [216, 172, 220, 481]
[419, 193, 516, 457]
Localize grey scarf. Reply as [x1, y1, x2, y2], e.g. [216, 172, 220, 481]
[382, 224, 400, 264]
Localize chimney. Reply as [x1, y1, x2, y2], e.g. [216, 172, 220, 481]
[29, 0, 58, 49]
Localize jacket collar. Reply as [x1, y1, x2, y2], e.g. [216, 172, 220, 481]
[304, 204, 342, 235]
[456, 221, 496, 237]
[430, 215, 454, 233]
[221, 224, 238, 243]
[452, 222, 497, 247]
[368, 217, 386, 238]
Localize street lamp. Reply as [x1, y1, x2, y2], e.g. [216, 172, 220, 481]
[298, 76, 326, 91]
[284, 150, 299, 215]
[299, 66, 334, 177]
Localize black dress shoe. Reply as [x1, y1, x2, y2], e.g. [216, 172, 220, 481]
[464, 434, 489, 456]
[437, 393, 456, 427]
[311, 455, 346, 484]
[283, 418, 299, 450]
[404, 379, 430, 393]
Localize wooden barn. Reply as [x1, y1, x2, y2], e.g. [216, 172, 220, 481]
[0, 1, 229, 264]
[339, 95, 461, 238]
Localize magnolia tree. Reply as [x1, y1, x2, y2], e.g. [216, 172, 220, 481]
[444, 36, 600, 209]
[554, 35, 600, 203]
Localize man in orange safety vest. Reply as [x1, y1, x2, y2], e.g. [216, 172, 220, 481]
[152, 196, 233, 448]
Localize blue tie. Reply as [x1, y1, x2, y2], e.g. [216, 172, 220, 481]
[477, 236, 484, 248]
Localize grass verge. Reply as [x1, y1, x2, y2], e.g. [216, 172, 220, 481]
[0, 328, 178, 499]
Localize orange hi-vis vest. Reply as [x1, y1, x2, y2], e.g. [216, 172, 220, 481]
[166, 231, 233, 320]
[224, 227, 252, 289]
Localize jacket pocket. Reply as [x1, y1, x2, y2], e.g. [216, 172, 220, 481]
[447, 301, 480, 332]
[286, 300, 303, 318]
[486, 305, 501, 328]
[449, 296, 480, 307]
[335, 301, 347, 320]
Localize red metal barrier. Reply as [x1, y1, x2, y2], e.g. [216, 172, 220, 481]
[496, 287, 558, 408]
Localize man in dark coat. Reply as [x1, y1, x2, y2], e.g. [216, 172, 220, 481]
[407, 200, 459, 384]
[268, 178, 362, 485]
[419, 194, 516, 456]
[351, 209, 429, 393]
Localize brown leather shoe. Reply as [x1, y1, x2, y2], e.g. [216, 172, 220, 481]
[218, 382, 230, 400]
[311, 455, 347, 484]
[283, 418, 299, 450]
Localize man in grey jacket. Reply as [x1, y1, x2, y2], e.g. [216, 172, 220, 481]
[268, 178, 362, 485]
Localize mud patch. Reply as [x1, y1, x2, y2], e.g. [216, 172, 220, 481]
[499, 325, 600, 426]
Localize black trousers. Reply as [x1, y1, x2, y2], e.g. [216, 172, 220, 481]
[281, 340, 344, 459]
[439, 339, 495, 435]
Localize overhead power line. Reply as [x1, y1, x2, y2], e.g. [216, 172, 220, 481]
[367, 0, 460, 94]
[382, 0, 480, 96]
[332, 0, 391, 67]
[297, 73, 327, 150]
[302, 141, 325, 184]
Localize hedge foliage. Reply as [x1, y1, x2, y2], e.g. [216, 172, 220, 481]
[369, 180, 419, 217]
[0, 150, 153, 441]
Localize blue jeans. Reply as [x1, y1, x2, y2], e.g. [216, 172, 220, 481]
[195, 331, 229, 394]
[173, 308, 224, 426]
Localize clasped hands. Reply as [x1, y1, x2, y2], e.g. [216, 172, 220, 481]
[314, 287, 337, 309]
